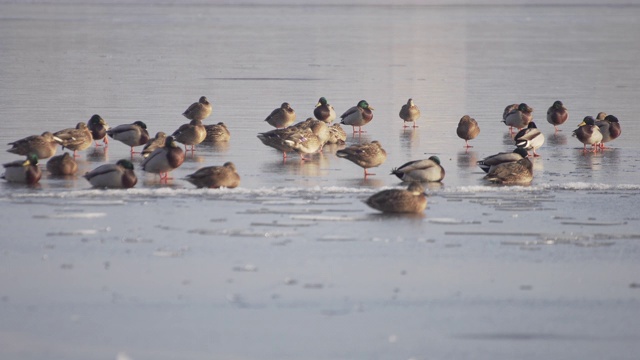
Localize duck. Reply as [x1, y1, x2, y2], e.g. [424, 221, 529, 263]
[257, 126, 299, 159]
[596, 114, 621, 149]
[484, 157, 533, 185]
[595, 112, 607, 121]
[204, 122, 231, 142]
[284, 128, 322, 160]
[503, 103, 533, 132]
[265, 102, 296, 129]
[326, 123, 347, 145]
[172, 119, 206, 151]
[7, 131, 61, 159]
[185, 162, 240, 189]
[572, 116, 603, 153]
[53, 122, 93, 157]
[336, 140, 387, 177]
[141, 136, 185, 180]
[456, 115, 480, 148]
[46, 153, 78, 176]
[514, 121, 545, 157]
[2, 154, 42, 185]
[314, 97, 336, 124]
[546, 100, 568, 132]
[87, 114, 110, 146]
[294, 118, 330, 150]
[83, 159, 137, 189]
[340, 100, 374, 133]
[399, 98, 421, 128]
[107, 121, 150, 153]
[141, 131, 167, 158]
[182, 96, 212, 121]
[365, 182, 427, 214]
[477, 147, 529, 174]
[391, 156, 445, 182]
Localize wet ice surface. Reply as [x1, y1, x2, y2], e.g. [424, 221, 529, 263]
[2, 2, 640, 360]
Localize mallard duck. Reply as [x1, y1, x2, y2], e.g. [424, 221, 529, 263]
[172, 119, 206, 151]
[257, 126, 299, 159]
[294, 118, 330, 149]
[365, 182, 427, 214]
[2, 154, 42, 185]
[573, 116, 603, 153]
[336, 140, 387, 177]
[515, 121, 545, 157]
[182, 96, 212, 121]
[46, 153, 78, 176]
[141, 136, 185, 180]
[399, 98, 421, 128]
[84, 159, 137, 189]
[7, 131, 61, 159]
[596, 114, 621, 149]
[477, 147, 529, 174]
[503, 103, 533, 132]
[204, 122, 231, 142]
[484, 157, 533, 185]
[265, 102, 296, 129]
[340, 100, 374, 133]
[314, 97, 336, 124]
[185, 162, 240, 189]
[546, 100, 568, 132]
[326, 123, 347, 145]
[141, 132, 167, 158]
[87, 114, 110, 146]
[456, 115, 480, 148]
[107, 121, 150, 153]
[284, 128, 322, 160]
[391, 156, 445, 182]
[53, 122, 93, 157]
[595, 112, 607, 121]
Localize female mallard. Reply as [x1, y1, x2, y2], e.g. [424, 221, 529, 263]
[7, 131, 61, 159]
[572, 116, 603, 153]
[456, 115, 480, 148]
[340, 100, 374, 133]
[46, 153, 78, 176]
[365, 182, 427, 214]
[185, 162, 240, 189]
[204, 122, 231, 142]
[87, 114, 110, 146]
[284, 128, 322, 160]
[107, 121, 150, 153]
[477, 147, 529, 174]
[294, 118, 330, 150]
[391, 156, 445, 182]
[172, 119, 206, 151]
[514, 121, 545, 157]
[596, 114, 621, 149]
[142, 132, 167, 158]
[265, 102, 296, 129]
[183, 96, 212, 121]
[503, 103, 533, 132]
[141, 136, 185, 180]
[399, 98, 421, 128]
[54, 122, 93, 157]
[336, 140, 387, 177]
[326, 123, 347, 145]
[314, 97, 336, 124]
[484, 157, 533, 185]
[546, 100, 568, 132]
[84, 159, 137, 189]
[2, 154, 42, 185]
[257, 126, 299, 159]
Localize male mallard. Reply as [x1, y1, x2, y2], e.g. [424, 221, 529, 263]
[2, 154, 42, 185]
[172, 119, 206, 151]
[484, 157, 533, 185]
[185, 162, 240, 189]
[54, 122, 93, 157]
[141, 136, 185, 180]
[515, 121, 545, 157]
[46, 153, 78, 176]
[596, 114, 621, 149]
[314, 97, 336, 124]
[391, 156, 445, 182]
[107, 121, 150, 153]
[7, 131, 60, 159]
[265, 102, 296, 129]
[456, 115, 480, 148]
[182, 96, 212, 121]
[340, 100, 374, 133]
[399, 98, 421, 128]
[204, 122, 231, 142]
[326, 123, 347, 145]
[142, 132, 167, 158]
[336, 140, 387, 177]
[365, 182, 427, 214]
[546, 100, 568, 132]
[87, 114, 110, 146]
[477, 147, 529, 174]
[84, 159, 137, 189]
[503, 103, 533, 132]
[572, 116, 603, 153]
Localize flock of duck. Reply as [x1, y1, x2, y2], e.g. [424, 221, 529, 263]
[2, 96, 622, 214]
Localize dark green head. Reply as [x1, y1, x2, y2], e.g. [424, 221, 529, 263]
[357, 100, 372, 110]
[88, 114, 105, 126]
[552, 100, 564, 109]
[318, 97, 328, 105]
[518, 103, 532, 112]
[116, 159, 135, 170]
[604, 115, 619, 123]
[581, 116, 596, 126]
[527, 121, 538, 129]
[133, 121, 147, 129]
[513, 147, 529, 158]
[165, 136, 178, 148]
[428, 155, 441, 165]
[26, 153, 39, 166]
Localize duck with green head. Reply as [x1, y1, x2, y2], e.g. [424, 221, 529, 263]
[314, 97, 336, 124]
[546, 100, 568, 132]
[515, 121, 545, 157]
[87, 114, 110, 146]
[365, 182, 427, 214]
[340, 100, 374, 133]
[141, 136, 185, 180]
[391, 156, 445, 182]
[477, 147, 529, 174]
[596, 114, 621, 149]
[503, 103, 533, 133]
[107, 121, 150, 153]
[2, 153, 42, 185]
[573, 116, 603, 153]
[84, 159, 137, 189]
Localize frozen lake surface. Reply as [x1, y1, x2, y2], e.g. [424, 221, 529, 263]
[1, 2, 640, 359]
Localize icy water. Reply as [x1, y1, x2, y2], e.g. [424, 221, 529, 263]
[2, 2, 640, 360]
